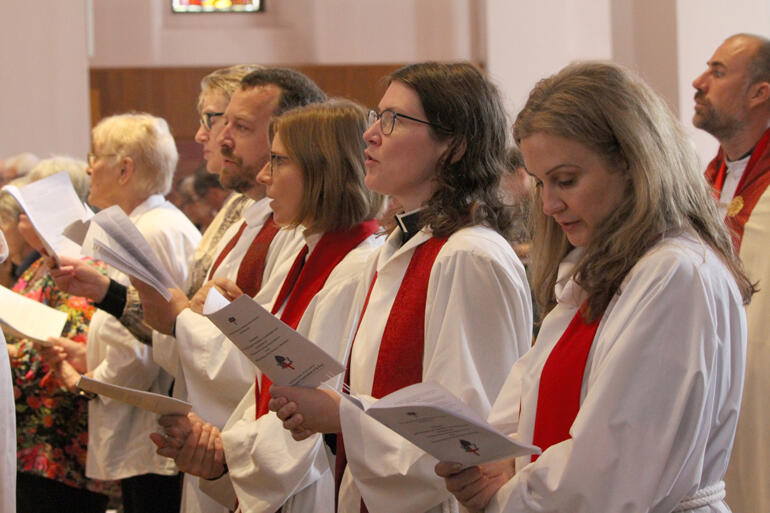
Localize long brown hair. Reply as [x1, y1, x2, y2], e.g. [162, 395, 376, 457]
[514, 61, 755, 320]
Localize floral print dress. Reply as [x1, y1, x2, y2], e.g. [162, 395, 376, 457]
[8, 257, 119, 498]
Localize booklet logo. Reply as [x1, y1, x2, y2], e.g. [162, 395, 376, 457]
[275, 355, 295, 370]
[460, 439, 479, 455]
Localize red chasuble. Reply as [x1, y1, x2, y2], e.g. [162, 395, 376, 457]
[705, 127, 770, 250]
[334, 236, 448, 513]
[531, 304, 602, 462]
[207, 215, 280, 297]
[254, 220, 379, 418]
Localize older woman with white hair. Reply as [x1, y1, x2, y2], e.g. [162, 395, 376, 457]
[50, 113, 200, 513]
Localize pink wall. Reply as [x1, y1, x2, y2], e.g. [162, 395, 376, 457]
[89, 0, 479, 68]
[0, 0, 91, 159]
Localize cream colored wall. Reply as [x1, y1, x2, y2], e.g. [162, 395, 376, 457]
[0, 0, 91, 158]
[89, 0, 478, 67]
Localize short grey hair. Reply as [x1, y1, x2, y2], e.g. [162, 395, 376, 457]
[91, 112, 178, 197]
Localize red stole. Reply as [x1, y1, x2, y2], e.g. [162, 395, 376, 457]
[531, 304, 602, 462]
[254, 220, 379, 418]
[705, 127, 770, 250]
[334, 236, 448, 513]
[208, 215, 280, 297]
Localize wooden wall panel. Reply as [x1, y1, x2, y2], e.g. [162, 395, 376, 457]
[89, 64, 403, 138]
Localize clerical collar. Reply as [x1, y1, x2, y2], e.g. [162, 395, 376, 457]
[395, 208, 424, 245]
[726, 147, 754, 163]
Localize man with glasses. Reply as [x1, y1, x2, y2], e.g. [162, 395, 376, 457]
[141, 68, 326, 511]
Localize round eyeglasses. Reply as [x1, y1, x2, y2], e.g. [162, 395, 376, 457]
[367, 109, 449, 136]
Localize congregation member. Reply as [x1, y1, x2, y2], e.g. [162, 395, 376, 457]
[0, 182, 36, 287]
[436, 61, 752, 513]
[692, 33, 770, 513]
[48, 113, 200, 513]
[140, 67, 324, 512]
[154, 99, 384, 513]
[6, 158, 119, 513]
[269, 62, 533, 513]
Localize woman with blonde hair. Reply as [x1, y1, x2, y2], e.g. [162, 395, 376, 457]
[50, 112, 200, 513]
[437, 61, 752, 513]
[153, 99, 384, 513]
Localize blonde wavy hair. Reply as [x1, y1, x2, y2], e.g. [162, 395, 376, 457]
[514, 61, 754, 321]
[198, 64, 262, 112]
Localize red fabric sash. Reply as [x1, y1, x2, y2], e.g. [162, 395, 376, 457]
[208, 215, 280, 297]
[333, 236, 448, 513]
[705, 127, 770, 250]
[255, 220, 379, 418]
[371, 237, 448, 398]
[531, 305, 602, 462]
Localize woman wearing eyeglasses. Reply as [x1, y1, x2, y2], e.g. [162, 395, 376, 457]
[53, 113, 201, 513]
[152, 100, 384, 513]
[269, 62, 533, 513]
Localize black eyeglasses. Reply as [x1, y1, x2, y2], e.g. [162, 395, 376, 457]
[200, 111, 224, 130]
[368, 109, 449, 136]
[269, 152, 290, 175]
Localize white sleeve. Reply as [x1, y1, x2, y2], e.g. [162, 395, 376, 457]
[221, 256, 371, 513]
[342, 243, 532, 513]
[222, 389, 330, 513]
[91, 314, 160, 391]
[489, 249, 743, 513]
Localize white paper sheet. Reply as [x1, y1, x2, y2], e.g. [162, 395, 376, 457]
[0, 285, 67, 345]
[77, 375, 192, 415]
[81, 205, 176, 300]
[2, 171, 92, 265]
[203, 288, 345, 388]
[344, 381, 540, 467]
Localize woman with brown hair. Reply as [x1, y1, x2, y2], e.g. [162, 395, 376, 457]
[154, 99, 384, 513]
[269, 62, 533, 513]
[437, 62, 751, 513]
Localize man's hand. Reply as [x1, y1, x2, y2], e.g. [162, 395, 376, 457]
[269, 386, 342, 441]
[189, 278, 244, 314]
[130, 278, 189, 335]
[55, 360, 83, 393]
[151, 412, 225, 479]
[434, 458, 516, 513]
[47, 256, 110, 302]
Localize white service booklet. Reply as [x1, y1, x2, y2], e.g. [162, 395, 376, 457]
[0, 285, 67, 346]
[2, 171, 93, 265]
[344, 381, 540, 467]
[81, 205, 176, 300]
[203, 288, 345, 388]
[77, 375, 192, 415]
